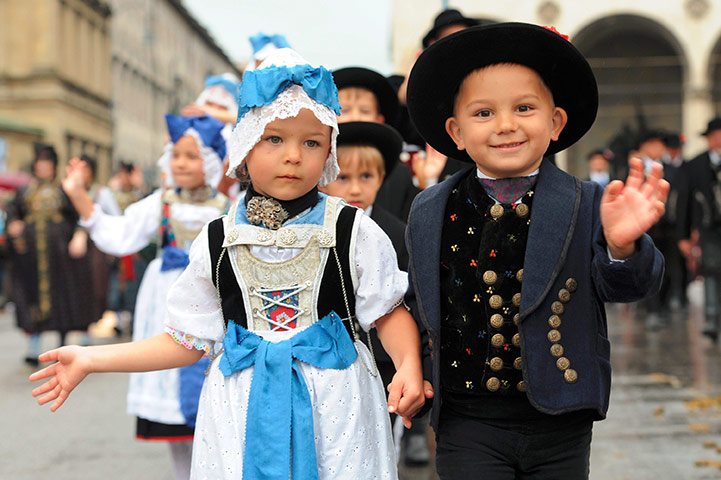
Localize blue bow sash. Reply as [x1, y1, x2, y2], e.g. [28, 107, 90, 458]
[219, 311, 357, 480]
[236, 65, 341, 122]
[160, 245, 190, 272]
[164, 114, 227, 160]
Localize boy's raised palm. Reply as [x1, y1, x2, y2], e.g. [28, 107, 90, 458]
[600, 157, 669, 258]
[30, 346, 90, 412]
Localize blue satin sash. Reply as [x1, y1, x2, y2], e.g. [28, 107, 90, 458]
[219, 311, 357, 480]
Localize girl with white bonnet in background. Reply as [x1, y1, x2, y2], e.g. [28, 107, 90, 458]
[31, 48, 429, 480]
[55, 114, 229, 479]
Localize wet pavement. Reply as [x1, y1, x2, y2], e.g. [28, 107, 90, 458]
[3, 280, 721, 479]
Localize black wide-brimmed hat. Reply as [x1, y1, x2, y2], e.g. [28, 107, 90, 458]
[422, 9, 479, 48]
[333, 67, 400, 125]
[407, 22, 599, 163]
[337, 121, 403, 176]
[701, 116, 721, 136]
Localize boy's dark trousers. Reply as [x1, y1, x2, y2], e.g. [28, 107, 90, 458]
[435, 410, 593, 480]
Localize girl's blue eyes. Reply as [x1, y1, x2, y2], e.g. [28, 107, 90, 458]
[265, 137, 320, 147]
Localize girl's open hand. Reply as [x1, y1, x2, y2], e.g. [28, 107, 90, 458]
[29, 346, 92, 412]
[600, 157, 669, 259]
[387, 363, 434, 428]
[62, 158, 88, 199]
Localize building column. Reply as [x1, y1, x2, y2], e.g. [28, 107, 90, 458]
[682, 82, 714, 157]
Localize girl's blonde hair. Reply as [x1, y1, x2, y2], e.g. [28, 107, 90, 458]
[337, 145, 385, 179]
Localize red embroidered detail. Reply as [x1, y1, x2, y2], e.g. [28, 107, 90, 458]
[450, 214, 458, 221]
[470, 259, 477, 267]
[542, 26, 569, 41]
[465, 348, 472, 355]
[489, 250, 497, 257]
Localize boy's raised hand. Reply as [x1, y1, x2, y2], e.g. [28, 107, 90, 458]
[30, 346, 91, 412]
[600, 157, 670, 259]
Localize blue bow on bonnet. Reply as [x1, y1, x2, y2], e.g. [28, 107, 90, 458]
[164, 114, 227, 160]
[249, 32, 291, 54]
[203, 75, 239, 99]
[236, 64, 341, 123]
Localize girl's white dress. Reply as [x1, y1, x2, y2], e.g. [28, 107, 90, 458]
[81, 188, 227, 424]
[164, 194, 406, 479]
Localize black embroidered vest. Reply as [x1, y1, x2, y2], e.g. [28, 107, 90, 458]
[440, 171, 541, 418]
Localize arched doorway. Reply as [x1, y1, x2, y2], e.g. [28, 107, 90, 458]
[567, 15, 686, 178]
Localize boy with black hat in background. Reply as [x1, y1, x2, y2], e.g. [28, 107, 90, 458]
[678, 116, 721, 339]
[404, 23, 668, 478]
[333, 66, 420, 222]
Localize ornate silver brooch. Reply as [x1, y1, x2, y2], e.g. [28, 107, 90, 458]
[247, 196, 288, 230]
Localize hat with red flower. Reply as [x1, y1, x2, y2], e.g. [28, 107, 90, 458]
[407, 22, 598, 163]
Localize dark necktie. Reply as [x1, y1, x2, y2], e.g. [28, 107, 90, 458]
[477, 176, 537, 204]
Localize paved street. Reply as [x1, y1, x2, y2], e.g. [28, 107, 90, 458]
[3, 281, 721, 479]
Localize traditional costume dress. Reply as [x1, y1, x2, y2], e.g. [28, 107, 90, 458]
[163, 48, 405, 480]
[8, 174, 95, 336]
[78, 115, 228, 442]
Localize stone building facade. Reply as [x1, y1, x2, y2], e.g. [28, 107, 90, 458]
[111, 0, 241, 182]
[0, 0, 113, 178]
[392, 0, 721, 175]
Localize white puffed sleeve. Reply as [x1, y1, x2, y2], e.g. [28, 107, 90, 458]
[353, 214, 409, 331]
[79, 190, 162, 256]
[164, 223, 225, 347]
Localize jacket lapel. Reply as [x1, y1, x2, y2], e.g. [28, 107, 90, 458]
[409, 167, 472, 333]
[520, 160, 581, 319]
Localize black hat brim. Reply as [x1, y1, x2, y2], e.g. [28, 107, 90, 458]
[337, 121, 403, 176]
[333, 67, 400, 125]
[701, 118, 721, 136]
[407, 22, 598, 163]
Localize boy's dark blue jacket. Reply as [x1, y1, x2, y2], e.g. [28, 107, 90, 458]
[406, 160, 664, 429]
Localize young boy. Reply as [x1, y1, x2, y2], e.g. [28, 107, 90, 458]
[404, 23, 668, 478]
[333, 67, 419, 222]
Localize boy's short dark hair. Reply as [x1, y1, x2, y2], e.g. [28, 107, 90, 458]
[407, 23, 598, 163]
[587, 149, 607, 161]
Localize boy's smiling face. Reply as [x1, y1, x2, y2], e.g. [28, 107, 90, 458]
[445, 63, 568, 178]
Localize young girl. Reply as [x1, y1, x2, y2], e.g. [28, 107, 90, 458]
[59, 114, 229, 479]
[31, 48, 428, 479]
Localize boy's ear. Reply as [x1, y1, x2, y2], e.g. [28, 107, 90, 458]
[550, 107, 568, 142]
[445, 116, 466, 151]
[377, 113, 385, 124]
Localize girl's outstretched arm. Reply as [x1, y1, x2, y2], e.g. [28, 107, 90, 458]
[375, 306, 434, 428]
[30, 333, 203, 412]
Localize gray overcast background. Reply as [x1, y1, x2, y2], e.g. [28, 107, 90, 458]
[183, 0, 398, 75]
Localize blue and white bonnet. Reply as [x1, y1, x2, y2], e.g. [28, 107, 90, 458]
[245, 32, 292, 72]
[195, 73, 240, 113]
[157, 115, 226, 189]
[227, 48, 341, 186]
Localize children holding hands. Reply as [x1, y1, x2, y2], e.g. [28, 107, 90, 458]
[32, 48, 426, 480]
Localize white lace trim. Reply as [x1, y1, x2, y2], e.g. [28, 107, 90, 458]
[226, 84, 340, 186]
[156, 128, 224, 189]
[196, 84, 238, 113]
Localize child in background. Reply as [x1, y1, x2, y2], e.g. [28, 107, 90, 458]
[59, 115, 228, 479]
[32, 48, 427, 480]
[320, 119, 407, 398]
[404, 23, 667, 478]
[333, 66, 419, 222]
